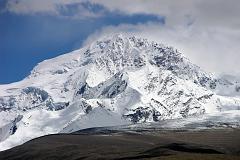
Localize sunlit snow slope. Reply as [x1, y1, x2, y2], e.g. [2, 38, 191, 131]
[0, 34, 240, 150]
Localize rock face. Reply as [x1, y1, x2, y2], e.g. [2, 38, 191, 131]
[0, 34, 240, 150]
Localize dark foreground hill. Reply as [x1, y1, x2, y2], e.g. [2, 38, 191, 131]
[0, 128, 240, 160]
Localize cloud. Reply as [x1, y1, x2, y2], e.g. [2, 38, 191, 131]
[3, 0, 240, 30]
[91, 0, 240, 30]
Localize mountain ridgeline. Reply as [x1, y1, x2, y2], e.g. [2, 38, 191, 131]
[0, 34, 240, 150]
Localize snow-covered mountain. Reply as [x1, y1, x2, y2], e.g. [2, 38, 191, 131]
[0, 34, 240, 150]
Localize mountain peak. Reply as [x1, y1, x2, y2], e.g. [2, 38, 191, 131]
[1, 34, 240, 151]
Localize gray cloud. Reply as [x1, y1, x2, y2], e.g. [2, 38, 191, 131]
[91, 0, 240, 30]
[4, 0, 240, 30]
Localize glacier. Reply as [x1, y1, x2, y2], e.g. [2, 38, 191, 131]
[0, 34, 240, 151]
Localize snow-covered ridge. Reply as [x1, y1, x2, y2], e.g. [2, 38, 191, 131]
[0, 34, 240, 150]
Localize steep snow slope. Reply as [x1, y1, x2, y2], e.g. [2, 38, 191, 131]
[0, 34, 240, 150]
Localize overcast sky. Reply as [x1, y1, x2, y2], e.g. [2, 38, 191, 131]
[1, 0, 240, 83]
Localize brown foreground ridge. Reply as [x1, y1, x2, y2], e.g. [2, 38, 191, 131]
[0, 129, 240, 160]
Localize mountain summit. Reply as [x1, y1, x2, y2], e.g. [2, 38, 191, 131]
[0, 34, 240, 150]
